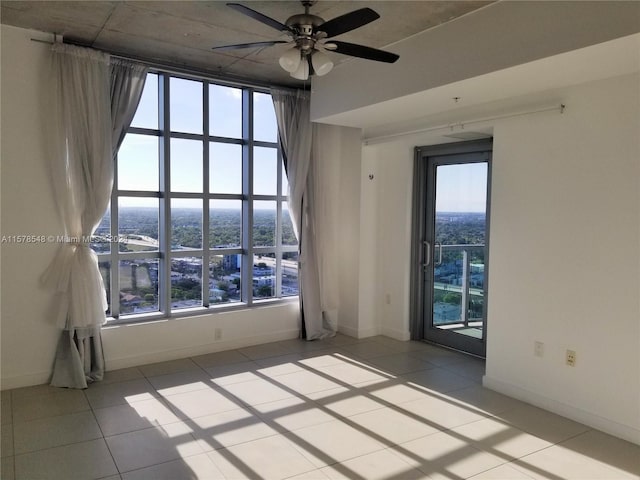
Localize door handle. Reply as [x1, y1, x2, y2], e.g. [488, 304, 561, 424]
[435, 242, 443, 266]
[423, 241, 431, 267]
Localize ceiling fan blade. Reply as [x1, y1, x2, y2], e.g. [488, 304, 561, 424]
[331, 41, 399, 63]
[212, 40, 289, 51]
[227, 3, 292, 32]
[318, 8, 380, 38]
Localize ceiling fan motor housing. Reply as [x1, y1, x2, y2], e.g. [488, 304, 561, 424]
[286, 13, 325, 53]
[286, 14, 324, 33]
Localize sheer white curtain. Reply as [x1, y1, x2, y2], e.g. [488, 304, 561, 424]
[110, 59, 148, 152]
[308, 123, 341, 336]
[271, 89, 312, 240]
[43, 44, 147, 388]
[271, 89, 338, 339]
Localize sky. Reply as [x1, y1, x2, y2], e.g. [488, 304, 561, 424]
[120, 73, 485, 214]
[118, 73, 282, 208]
[435, 162, 488, 213]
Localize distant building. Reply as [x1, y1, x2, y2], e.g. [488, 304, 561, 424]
[253, 275, 275, 288]
[223, 254, 241, 271]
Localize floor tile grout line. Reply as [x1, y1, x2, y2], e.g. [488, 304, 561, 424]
[11, 428, 105, 457]
[543, 427, 595, 450]
[189, 349, 254, 371]
[99, 415, 212, 475]
[10, 434, 114, 459]
[127, 349, 410, 477]
[486, 407, 594, 448]
[94, 352, 342, 475]
[5, 339, 627, 480]
[112, 442, 215, 476]
[83, 386, 122, 476]
[238, 356, 500, 472]
[3, 344, 478, 460]
[134, 349, 259, 381]
[257, 352, 590, 480]
[441, 424, 562, 480]
[108, 450, 220, 478]
[10, 399, 97, 426]
[398, 366, 482, 388]
[465, 424, 598, 480]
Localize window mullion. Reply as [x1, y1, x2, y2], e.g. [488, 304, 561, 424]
[159, 73, 172, 316]
[276, 147, 284, 298]
[109, 73, 291, 323]
[202, 82, 210, 308]
[243, 88, 253, 306]
[110, 157, 120, 319]
[276, 206, 283, 298]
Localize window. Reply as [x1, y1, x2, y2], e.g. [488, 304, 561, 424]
[94, 72, 298, 320]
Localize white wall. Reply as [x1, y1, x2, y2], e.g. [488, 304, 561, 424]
[1, 25, 61, 389]
[0, 25, 302, 389]
[356, 152, 380, 339]
[485, 73, 640, 444]
[358, 73, 640, 444]
[335, 126, 363, 337]
[355, 138, 416, 340]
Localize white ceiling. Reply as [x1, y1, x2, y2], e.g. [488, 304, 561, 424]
[308, 1, 640, 139]
[0, 0, 492, 86]
[335, 33, 640, 140]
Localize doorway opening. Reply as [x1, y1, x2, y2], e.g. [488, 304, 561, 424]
[410, 139, 492, 357]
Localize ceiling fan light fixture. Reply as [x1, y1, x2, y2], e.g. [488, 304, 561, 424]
[311, 50, 333, 76]
[290, 57, 309, 80]
[279, 46, 302, 73]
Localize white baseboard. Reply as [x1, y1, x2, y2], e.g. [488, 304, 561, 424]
[380, 326, 411, 341]
[1, 328, 300, 391]
[337, 324, 380, 339]
[483, 375, 640, 446]
[105, 328, 300, 371]
[338, 325, 409, 341]
[337, 324, 359, 338]
[2, 370, 52, 390]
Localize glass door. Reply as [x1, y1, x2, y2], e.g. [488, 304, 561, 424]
[411, 141, 491, 357]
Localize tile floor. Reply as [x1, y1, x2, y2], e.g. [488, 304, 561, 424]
[1, 335, 639, 479]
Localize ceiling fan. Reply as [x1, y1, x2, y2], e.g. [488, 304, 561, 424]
[212, 0, 400, 81]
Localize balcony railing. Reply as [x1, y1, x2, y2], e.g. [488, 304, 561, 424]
[432, 244, 485, 330]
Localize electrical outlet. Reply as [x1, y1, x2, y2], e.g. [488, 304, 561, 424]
[534, 341, 544, 357]
[566, 349, 576, 367]
[385, 293, 391, 305]
[214, 328, 222, 341]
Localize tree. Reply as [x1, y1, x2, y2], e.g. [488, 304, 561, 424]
[443, 293, 461, 305]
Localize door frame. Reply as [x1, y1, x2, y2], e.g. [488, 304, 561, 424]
[409, 139, 493, 357]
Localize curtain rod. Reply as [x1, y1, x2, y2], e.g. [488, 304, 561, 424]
[29, 37, 299, 92]
[363, 104, 566, 146]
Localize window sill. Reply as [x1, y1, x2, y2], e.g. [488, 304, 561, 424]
[103, 296, 298, 327]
